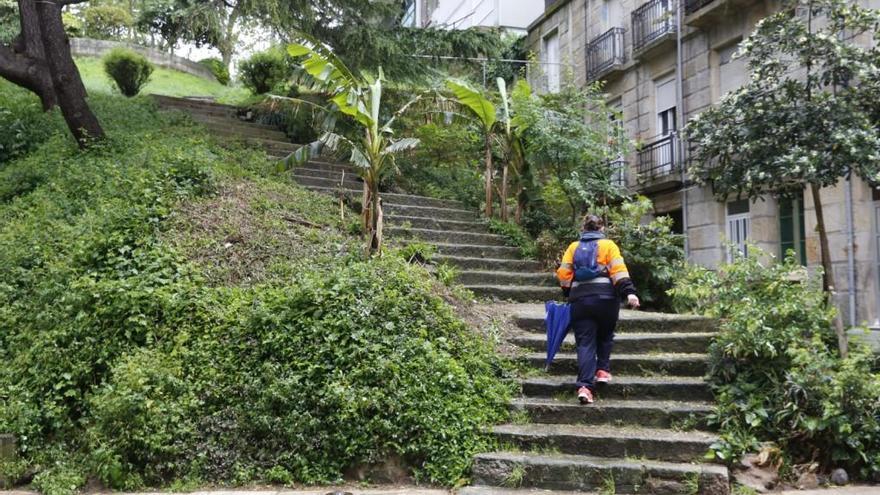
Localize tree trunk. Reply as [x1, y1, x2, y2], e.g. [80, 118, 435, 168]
[1, 0, 104, 147]
[810, 182, 848, 357]
[220, 7, 241, 71]
[35, 0, 105, 147]
[484, 132, 493, 219]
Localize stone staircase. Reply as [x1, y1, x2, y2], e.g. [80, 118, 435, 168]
[151, 94, 558, 302]
[153, 95, 729, 494]
[460, 306, 729, 495]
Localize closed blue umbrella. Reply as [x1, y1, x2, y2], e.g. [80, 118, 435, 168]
[544, 301, 571, 371]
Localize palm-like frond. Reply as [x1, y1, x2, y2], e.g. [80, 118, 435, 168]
[446, 78, 497, 131]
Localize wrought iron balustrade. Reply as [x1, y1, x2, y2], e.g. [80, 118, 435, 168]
[586, 27, 627, 81]
[632, 0, 677, 52]
[637, 134, 678, 181]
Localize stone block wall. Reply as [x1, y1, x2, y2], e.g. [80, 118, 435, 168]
[70, 38, 217, 82]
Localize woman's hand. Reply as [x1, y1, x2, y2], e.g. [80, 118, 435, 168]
[627, 294, 640, 309]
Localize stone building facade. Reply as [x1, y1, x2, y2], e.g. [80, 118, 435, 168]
[527, 0, 880, 335]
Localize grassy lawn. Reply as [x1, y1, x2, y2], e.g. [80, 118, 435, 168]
[75, 56, 252, 105]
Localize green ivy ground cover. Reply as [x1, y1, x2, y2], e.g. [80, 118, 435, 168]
[0, 81, 511, 493]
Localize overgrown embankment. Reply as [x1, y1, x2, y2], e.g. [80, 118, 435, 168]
[0, 82, 511, 493]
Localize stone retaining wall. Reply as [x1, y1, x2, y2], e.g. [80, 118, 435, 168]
[70, 38, 217, 81]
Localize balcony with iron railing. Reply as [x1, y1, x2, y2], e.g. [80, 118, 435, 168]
[636, 134, 682, 192]
[632, 0, 677, 57]
[684, 0, 761, 27]
[586, 27, 627, 81]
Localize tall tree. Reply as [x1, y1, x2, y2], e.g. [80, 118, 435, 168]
[260, 0, 505, 81]
[0, 0, 105, 147]
[685, 0, 880, 355]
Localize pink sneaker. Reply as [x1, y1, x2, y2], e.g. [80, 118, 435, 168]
[595, 370, 612, 384]
[577, 386, 594, 404]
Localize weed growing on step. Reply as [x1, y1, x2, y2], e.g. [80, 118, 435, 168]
[599, 471, 616, 495]
[682, 472, 701, 495]
[435, 262, 459, 286]
[502, 464, 525, 488]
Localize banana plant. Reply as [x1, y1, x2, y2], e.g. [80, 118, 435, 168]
[281, 36, 420, 256]
[446, 78, 497, 219]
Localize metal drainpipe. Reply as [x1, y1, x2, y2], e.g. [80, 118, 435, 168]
[675, 0, 689, 256]
[845, 173, 857, 327]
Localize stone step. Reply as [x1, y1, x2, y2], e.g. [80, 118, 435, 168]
[520, 375, 713, 401]
[198, 121, 288, 141]
[533, 352, 709, 377]
[459, 487, 592, 495]
[384, 203, 478, 222]
[389, 227, 509, 247]
[292, 167, 360, 182]
[301, 160, 358, 175]
[431, 242, 523, 260]
[456, 271, 555, 287]
[386, 215, 487, 233]
[467, 285, 560, 302]
[509, 397, 712, 430]
[190, 114, 282, 132]
[513, 308, 717, 335]
[302, 186, 469, 209]
[152, 94, 241, 112]
[493, 423, 716, 462]
[155, 101, 241, 119]
[509, 331, 714, 354]
[471, 451, 729, 494]
[433, 255, 543, 272]
[294, 174, 363, 190]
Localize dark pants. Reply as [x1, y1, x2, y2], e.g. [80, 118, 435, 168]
[571, 296, 620, 390]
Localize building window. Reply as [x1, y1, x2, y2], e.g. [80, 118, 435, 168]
[601, 0, 621, 29]
[717, 40, 747, 97]
[727, 199, 750, 261]
[779, 192, 807, 265]
[655, 75, 677, 137]
[402, 0, 417, 27]
[661, 209, 684, 235]
[543, 31, 560, 93]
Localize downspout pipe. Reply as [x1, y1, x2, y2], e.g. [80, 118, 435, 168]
[845, 172, 857, 327]
[675, 0, 689, 256]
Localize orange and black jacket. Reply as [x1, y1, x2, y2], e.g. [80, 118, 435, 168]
[556, 236, 637, 301]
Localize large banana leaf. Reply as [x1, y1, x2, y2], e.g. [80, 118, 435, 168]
[446, 78, 496, 131]
[497, 77, 511, 136]
[382, 137, 420, 155]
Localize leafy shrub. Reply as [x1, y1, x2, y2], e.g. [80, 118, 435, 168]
[199, 58, 230, 86]
[238, 48, 289, 95]
[82, 4, 133, 40]
[0, 84, 510, 491]
[103, 48, 154, 97]
[671, 251, 880, 479]
[0, 0, 17, 44]
[489, 219, 537, 258]
[0, 81, 65, 165]
[391, 121, 483, 207]
[62, 12, 83, 37]
[604, 196, 684, 310]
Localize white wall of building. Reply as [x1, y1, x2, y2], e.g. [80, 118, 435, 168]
[422, 0, 543, 32]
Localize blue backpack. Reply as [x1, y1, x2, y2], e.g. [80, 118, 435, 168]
[573, 238, 606, 281]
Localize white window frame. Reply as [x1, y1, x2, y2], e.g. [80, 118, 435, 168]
[543, 30, 561, 93]
[727, 201, 751, 262]
[655, 75, 677, 137]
